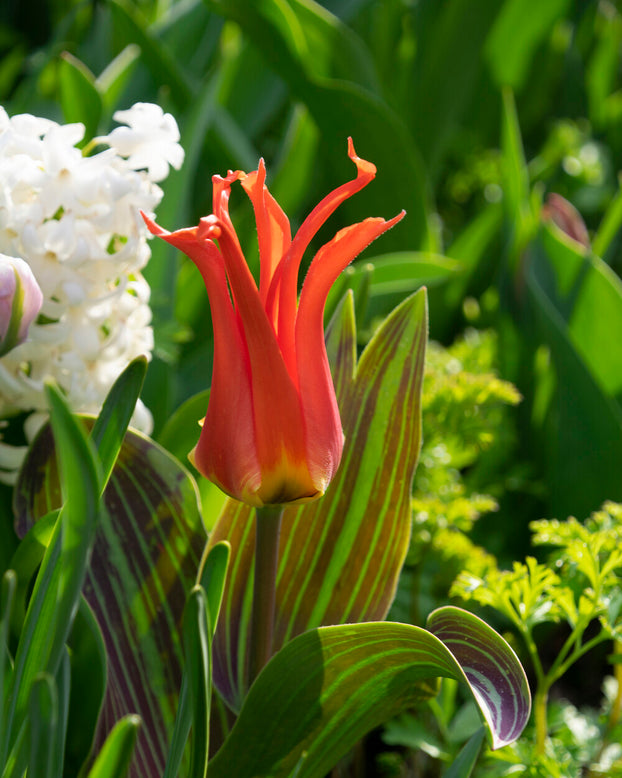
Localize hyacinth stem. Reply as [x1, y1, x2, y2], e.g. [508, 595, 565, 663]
[248, 505, 283, 684]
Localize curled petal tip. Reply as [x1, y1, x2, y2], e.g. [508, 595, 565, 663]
[140, 210, 169, 237]
[198, 215, 222, 240]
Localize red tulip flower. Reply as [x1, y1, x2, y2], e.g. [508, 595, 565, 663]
[143, 139, 404, 507]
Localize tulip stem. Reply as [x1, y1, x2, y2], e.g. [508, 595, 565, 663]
[248, 505, 283, 684]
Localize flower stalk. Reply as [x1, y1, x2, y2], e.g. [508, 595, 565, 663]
[248, 505, 284, 684]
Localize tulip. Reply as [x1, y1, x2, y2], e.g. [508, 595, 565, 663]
[143, 139, 404, 506]
[0, 254, 43, 357]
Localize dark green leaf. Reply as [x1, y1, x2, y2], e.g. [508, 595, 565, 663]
[58, 52, 103, 139]
[442, 726, 486, 778]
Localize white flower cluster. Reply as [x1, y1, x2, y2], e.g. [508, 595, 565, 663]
[0, 102, 184, 482]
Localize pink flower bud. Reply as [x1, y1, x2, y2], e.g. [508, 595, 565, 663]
[0, 255, 43, 356]
[542, 193, 590, 249]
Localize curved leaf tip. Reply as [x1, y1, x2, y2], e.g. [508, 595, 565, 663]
[427, 606, 531, 749]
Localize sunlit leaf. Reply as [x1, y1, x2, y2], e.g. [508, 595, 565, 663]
[206, 607, 530, 778]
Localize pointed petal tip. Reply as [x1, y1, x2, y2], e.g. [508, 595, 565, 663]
[140, 210, 169, 237]
[346, 137, 376, 178]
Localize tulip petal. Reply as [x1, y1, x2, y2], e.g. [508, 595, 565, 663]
[241, 161, 292, 319]
[206, 217, 317, 504]
[274, 138, 377, 372]
[295, 212, 405, 486]
[141, 212, 261, 499]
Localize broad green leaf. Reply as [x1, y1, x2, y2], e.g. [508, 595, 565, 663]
[3, 384, 101, 763]
[526, 252, 622, 516]
[206, 608, 530, 778]
[485, 0, 571, 89]
[58, 52, 103, 140]
[204, 0, 430, 250]
[87, 715, 141, 778]
[14, 427, 205, 777]
[207, 289, 427, 711]
[536, 222, 622, 400]
[28, 674, 57, 778]
[407, 0, 502, 177]
[108, 0, 195, 110]
[363, 251, 462, 322]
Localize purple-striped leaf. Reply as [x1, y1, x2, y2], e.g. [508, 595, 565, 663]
[206, 606, 531, 778]
[14, 424, 206, 778]
[207, 288, 427, 711]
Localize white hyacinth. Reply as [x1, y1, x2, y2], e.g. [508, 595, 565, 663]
[0, 103, 184, 483]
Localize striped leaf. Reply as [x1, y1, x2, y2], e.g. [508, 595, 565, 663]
[14, 425, 206, 778]
[207, 288, 427, 711]
[206, 607, 531, 778]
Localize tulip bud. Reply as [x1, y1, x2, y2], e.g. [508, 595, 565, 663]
[0, 255, 43, 357]
[542, 193, 590, 249]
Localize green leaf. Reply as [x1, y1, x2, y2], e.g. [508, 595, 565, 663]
[485, 0, 571, 89]
[206, 608, 530, 778]
[64, 602, 107, 773]
[58, 52, 103, 139]
[90, 355, 147, 489]
[204, 0, 430, 251]
[28, 674, 57, 778]
[207, 289, 427, 711]
[108, 0, 195, 110]
[407, 0, 503, 176]
[442, 726, 487, 778]
[198, 541, 230, 640]
[163, 542, 229, 778]
[14, 424, 205, 776]
[183, 586, 211, 778]
[2, 384, 101, 763]
[0, 571, 17, 750]
[525, 247, 622, 516]
[86, 715, 141, 778]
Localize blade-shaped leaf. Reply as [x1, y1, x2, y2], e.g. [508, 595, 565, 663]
[0, 571, 16, 747]
[163, 542, 229, 778]
[86, 715, 141, 778]
[58, 52, 103, 139]
[90, 355, 147, 488]
[3, 385, 101, 762]
[28, 674, 57, 778]
[183, 586, 211, 778]
[14, 425, 206, 777]
[207, 289, 427, 711]
[206, 607, 530, 778]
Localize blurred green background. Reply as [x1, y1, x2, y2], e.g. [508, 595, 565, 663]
[2, 0, 622, 557]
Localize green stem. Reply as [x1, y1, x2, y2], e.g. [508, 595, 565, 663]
[248, 505, 283, 685]
[534, 682, 550, 755]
